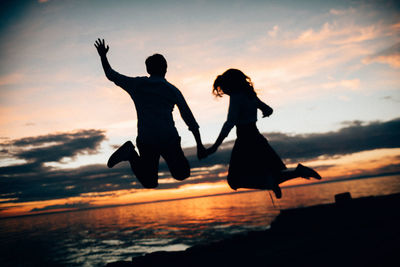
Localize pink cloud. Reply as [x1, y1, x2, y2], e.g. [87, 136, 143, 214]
[322, 79, 361, 90]
[364, 54, 400, 68]
[363, 42, 400, 68]
[292, 22, 384, 46]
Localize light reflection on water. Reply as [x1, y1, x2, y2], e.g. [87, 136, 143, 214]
[0, 175, 399, 266]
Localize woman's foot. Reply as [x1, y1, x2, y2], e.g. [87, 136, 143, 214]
[272, 184, 282, 199]
[296, 164, 322, 180]
[107, 141, 136, 168]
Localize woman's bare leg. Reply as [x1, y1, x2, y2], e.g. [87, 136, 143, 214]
[231, 164, 321, 199]
[277, 163, 322, 184]
[272, 164, 322, 199]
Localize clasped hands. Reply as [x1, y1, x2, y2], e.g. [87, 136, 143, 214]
[197, 144, 217, 160]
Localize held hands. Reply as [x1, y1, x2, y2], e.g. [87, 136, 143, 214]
[94, 38, 109, 57]
[205, 146, 217, 156]
[197, 144, 207, 160]
[197, 144, 217, 159]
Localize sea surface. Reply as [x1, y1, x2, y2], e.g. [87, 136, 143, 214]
[1, 175, 399, 266]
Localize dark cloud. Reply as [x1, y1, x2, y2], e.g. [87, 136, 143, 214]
[1, 119, 400, 207]
[184, 118, 400, 168]
[156, 118, 400, 188]
[371, 162, 400, 177]
[0, 162, 43, 175]
[1, 129, 106, 167]
[30, 202, 91, 213]
[269, 118, 400, 162]
[0, 129, 109, 204]
[0, 164, 139, 204]
[15, 134, 105, 163]
[11, 129, 103, 147]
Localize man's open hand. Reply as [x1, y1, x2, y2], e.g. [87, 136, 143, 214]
[94, 38, 109, 57]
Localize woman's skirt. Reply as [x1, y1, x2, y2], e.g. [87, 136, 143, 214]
[227, 123, 287, 190]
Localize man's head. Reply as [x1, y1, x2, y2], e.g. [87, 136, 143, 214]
[145, 54, 167, 77]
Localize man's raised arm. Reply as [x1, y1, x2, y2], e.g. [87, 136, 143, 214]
[94, 38, 131, 87]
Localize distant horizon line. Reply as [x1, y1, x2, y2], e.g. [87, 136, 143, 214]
[1, 172, 399, 220]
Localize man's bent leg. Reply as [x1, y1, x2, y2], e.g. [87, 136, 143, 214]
[162, 138, 190, 181]
[132, 140, 160, 188]
[107, 141, 136, 168]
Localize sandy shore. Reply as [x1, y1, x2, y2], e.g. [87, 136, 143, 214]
[107, 192, 400, 267]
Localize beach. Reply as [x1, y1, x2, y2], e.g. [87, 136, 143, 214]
[108, 192, 400, 267]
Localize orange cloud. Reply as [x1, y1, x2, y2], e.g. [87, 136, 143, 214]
[363, 54, 400, 68]
[292, 22, 383, 46]
[322, 79, 361, 90]
[363, 42, 400, 68]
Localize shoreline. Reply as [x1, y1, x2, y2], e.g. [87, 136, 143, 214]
[107, 192, 400, 267]
[3, 173, 399, 220]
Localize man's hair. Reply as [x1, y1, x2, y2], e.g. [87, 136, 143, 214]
[145, 54, 167, 76]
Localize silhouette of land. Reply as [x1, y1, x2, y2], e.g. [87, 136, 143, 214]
[107, 192, 399, 267]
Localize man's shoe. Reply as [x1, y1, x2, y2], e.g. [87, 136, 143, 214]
[296, 164, 322, 180]
[107, 141, 135, 168]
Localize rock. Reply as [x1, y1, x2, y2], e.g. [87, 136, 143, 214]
[106, 193, 400, 267]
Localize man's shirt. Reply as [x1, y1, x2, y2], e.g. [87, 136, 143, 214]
[107, 69, 199, 145]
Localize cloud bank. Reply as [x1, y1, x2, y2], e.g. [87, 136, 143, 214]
[1, 118, 400, 207]
[186, 118, 400, 168]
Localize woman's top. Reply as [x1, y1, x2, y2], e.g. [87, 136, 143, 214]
[220, 91, 272, 139]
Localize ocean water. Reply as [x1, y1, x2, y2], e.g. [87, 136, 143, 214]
[1, 175, 399, 266]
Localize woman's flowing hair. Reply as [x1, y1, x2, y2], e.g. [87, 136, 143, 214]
[212, 69, 256, 97]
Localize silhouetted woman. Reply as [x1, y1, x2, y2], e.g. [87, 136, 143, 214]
[202, 69, 321, 198]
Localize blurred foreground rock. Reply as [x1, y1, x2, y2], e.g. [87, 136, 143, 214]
[107, 192, 400, 267]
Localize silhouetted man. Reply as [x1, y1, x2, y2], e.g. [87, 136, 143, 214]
[95, 38, 205, 188]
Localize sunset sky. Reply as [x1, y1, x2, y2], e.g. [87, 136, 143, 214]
[1, 0, 399, 217]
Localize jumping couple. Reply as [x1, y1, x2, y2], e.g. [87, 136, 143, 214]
[95, 38, 321, 199]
